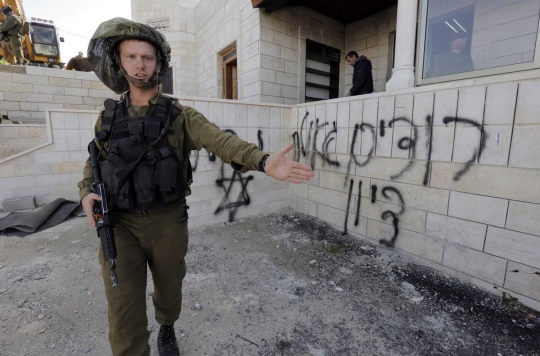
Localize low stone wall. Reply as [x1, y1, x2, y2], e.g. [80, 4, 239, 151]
[287, 79, 540, 311]
[0, 65, 116, 124]
[0, 100, 292, 229]
[0, 124, 47, 160]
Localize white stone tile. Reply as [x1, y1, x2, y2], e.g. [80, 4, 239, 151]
[452, 126, 483, 163]
[485, 226, 540, 269]
[317, 203, 346, 231]
[223, 104, 236, 127]
[375, 126, 392, 157]
[337, 102, 350, 128]
[443, 243, 507, 286]
[391, 126, 411, 159]
[431, 162, 540, 204]
[247, 106, 260, 128]
[509, 126, 540, 169]
[413, 92, 434, 126]
[515, 80, 540, 124]
[66, 130, 82, 151]
[270, 107, 281, 128]
[448, 191, 508, 227]
[457, 86, 486, 123]
[479, 125, 511, 166]
[504, 262, 540, 302]
[434, 89, 458, 126]
[349, 100, 363, 127]
[362, 98, 378, 126]
[426, 213, 486, 250]
[484, 82, 518, 125]
[394, 95, 413, 125]
[326, 103, 337, 125]
[235, 105, 248, 127]
[367, 219, 443, 263]
[298, 197, 317, 216]
[506, 201, 540, 237]
[194, 101, 210, 117]
[210, 103, 223, 126]
[430, 126, 454, 162]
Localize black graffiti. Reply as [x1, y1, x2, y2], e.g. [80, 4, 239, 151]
[213, 128, 263, 222]
[388, 117, 419, 181]
[257, 129, 264, 151]
[290, 109, 487, 248]
[343, 179, 354, 235]
[292, 110, 339, 169]
[442, 117, 487, 182]
[346, 123, 375, 179]
[423, 115, 433, 186]
[370, 185, 377, 203]
[354, 180, 362, 227]
[380, 211, 399, 247]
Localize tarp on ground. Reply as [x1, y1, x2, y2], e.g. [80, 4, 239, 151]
[0, 199, 84, 236]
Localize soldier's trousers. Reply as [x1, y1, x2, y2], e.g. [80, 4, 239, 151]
[99, 203, 189, 356]
[7, 35, 24, 63]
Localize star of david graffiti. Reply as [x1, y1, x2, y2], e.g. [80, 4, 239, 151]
[213, 129, 256, 222]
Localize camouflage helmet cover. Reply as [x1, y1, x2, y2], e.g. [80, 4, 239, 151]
[87, 17, 171, 94]
[2, 6, 14, 15]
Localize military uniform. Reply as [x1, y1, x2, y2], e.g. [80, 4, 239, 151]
[78, 88, 266, 355]
[0, 13, 25, 64]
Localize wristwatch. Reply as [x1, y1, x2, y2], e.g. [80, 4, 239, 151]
[259, 154, 270, 174]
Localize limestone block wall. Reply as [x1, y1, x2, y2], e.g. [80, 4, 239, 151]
[131, 0, 198, 97]
[192, 0, 262, 100]
[259, 6, 346, 104]
[0, 125, 47, 160]
[0, 100, 291, 230]
[346, 6, 398, 93]
[0, 66, 116, 122]
[287, 79, 540, 311]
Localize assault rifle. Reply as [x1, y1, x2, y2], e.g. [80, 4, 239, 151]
[88, 141, 118, 287]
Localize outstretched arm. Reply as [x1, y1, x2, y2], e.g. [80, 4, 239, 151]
[264, 144, 314, 184]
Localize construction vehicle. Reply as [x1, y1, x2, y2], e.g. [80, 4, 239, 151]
[0, 0, 63, 67]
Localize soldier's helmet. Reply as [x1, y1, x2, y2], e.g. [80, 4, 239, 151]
[2, 6, 14, 15]
[87, 17, 171, 94]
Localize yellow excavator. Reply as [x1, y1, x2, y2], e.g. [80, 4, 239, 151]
[0, 0, 63, 67]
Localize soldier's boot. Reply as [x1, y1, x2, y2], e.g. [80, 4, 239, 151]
[157, 325, 180, 356]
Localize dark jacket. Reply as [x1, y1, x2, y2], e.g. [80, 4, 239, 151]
[349, 56, 374, 96]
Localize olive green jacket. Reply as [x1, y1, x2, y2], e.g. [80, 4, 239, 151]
[0, 14, 22, 36]
[78, 91, 267, 200]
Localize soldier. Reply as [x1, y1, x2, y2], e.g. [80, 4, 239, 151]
[78, 18, 314, 356]
[0, 6, 28, 65]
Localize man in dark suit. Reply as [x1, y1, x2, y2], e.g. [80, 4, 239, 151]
[345, 51, 374, 96]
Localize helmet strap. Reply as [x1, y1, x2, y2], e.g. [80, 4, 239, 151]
[118, 65, 160, 90]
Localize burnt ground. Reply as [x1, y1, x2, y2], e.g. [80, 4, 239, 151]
[0, 208, 538, 356]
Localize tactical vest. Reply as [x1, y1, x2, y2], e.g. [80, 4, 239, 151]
[98, 96, 190, 210]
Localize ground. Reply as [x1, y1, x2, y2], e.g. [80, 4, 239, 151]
[0, 209, 538, 356]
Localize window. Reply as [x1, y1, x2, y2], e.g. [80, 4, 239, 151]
[418, 0, 540, 83]
[305, 40, 340, 103]
[222, 48, 237, 100]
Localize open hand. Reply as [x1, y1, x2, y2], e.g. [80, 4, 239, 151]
[81, 193, 101, 228]
[264, 144, 314, 184]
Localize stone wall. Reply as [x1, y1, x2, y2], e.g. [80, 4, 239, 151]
[0, 100, 291, 230]
[0, 125, 47, 160]
[259, 6, 346, 104]
[0, 66, 116, 122]
[346, 6, 398, 93]
[287, 78, 540, 311]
